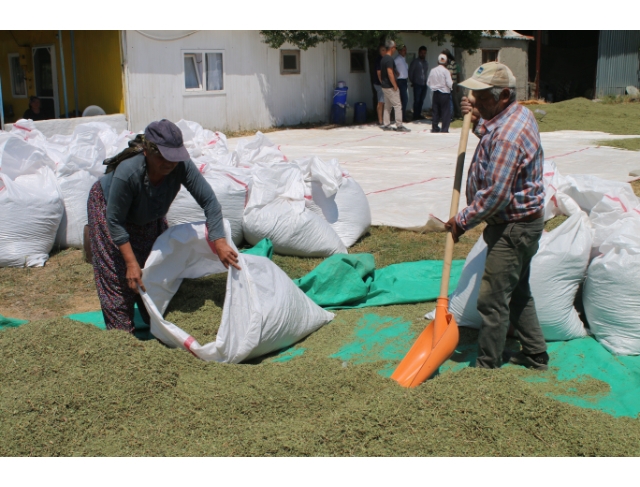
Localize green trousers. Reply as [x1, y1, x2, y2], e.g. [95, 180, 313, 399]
[476, 218, 547, 368]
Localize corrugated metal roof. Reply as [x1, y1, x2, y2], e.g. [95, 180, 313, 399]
[596, 30, 640, 97]
[482, 30, 534, 41]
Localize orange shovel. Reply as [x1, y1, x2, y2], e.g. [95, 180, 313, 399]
[391, 111, 473, 388]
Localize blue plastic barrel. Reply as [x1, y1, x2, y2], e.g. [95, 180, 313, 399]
[354, 102, 367, 124]
[333, 87, 348, 105]
[331, 104, 346, 124]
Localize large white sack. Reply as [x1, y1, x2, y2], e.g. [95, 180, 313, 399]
[243, 163, 347, 257]
[235, 132, 286, 167]
[588, 189, 640, 249]
[310, 174, 371, 248]
[558, 174, 638, 214]
[166, 161, 250, 245]
[9, 119, 48, 152]
[584, 219, 640, 355]
[141, 221, 334, 363]
[427, 210, 591, 341]
[295, 156, 371, 247]
[0, 134, 64, 267]
[53, 124, 110, 248]
[542, 159, 566, 221]
[529, 211, 592, 340]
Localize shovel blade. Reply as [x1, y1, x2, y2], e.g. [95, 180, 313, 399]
[391, 301, 459, 388]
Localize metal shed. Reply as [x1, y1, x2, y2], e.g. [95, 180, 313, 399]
[595, 30, 640, 97]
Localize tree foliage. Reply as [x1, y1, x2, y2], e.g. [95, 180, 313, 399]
[260, 30, 499, 53]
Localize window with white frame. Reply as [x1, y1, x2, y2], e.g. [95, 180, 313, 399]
[8, 54, 27, 98]
[183, 51, 224, 93]
[280, 50, 300, 75]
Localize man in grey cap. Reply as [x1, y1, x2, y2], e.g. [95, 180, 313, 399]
[87, 119, 240, 333]
[444, 62, 548, 371]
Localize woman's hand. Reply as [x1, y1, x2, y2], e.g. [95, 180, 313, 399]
[461, 96, 481, 126]
[214, 238, 241, 271]
[126, 261, 145, 293]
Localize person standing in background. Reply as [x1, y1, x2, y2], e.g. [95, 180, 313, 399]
[394, 44, 410, 119]
[373, 45, 387, 127]
[380, 40, 410, 132]
[408, 46, 429, 120]
[427, 54, 453, 133]
[442, 48, 461, 120]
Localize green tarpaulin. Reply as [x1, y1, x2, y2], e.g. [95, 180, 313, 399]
[241, 238, 273, 259]
[0, 314, 28, 331]
[294, 254, 464, 309]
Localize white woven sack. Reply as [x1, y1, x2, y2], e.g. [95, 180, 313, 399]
[0, 134, 63, 267]
[140, 221, 334, 363]
[584, 218, 640, 355]
[243, 163, 347, 257]
[558, 174, 637, 214]
[235, 132, 286, 167]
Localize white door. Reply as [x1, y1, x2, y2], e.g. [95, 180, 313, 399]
[32, 46, 60, 119]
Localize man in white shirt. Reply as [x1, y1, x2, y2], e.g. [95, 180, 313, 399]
[394, 44, 410, 120]
[427, 53, 453, 133]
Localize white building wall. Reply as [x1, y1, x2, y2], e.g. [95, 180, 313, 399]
[122, 30, 454, 132]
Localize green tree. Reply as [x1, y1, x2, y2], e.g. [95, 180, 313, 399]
[260, 30, 499, 114]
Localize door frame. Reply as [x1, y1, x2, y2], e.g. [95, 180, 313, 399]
[32, 44, 60, 119]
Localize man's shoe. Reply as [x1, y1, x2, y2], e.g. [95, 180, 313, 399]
[382, 125, 396, 131]
[503, 350, 549, 371]
[396, 126, 411, 133]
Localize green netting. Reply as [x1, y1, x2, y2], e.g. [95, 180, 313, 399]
[0, 314, 28, 331]
[437, 335, 640, 418]
[294, 254, 464, 309]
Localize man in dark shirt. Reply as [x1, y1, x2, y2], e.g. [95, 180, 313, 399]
[409, 46, 429, 120]
[380, 40, 410, 132]
[373, 45, 387, 126]
[22, 96, 46, 121]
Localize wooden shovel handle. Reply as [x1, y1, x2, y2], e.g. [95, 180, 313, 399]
[439, 111, 473, 299]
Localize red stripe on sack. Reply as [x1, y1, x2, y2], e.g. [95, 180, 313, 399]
[634, 208, 640, 215]
[544, 172, 555, 177]
[304, 195, 312, 200]
[365, 176, 452, 196]
[225, 174, 250, 207]
[183, 336, 198, 357]
[198, 164, 206, 173]
[604, 194, 628, 212]
[546, 147, 591, 160]
[551, 194, 558, 208]
[14, 124, 32, 132]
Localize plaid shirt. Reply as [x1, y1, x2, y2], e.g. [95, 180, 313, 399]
[456, 102, 545, 231]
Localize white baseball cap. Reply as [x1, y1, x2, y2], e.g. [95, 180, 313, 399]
[459, 62, 516, 90]
[438, 54, 447, 64]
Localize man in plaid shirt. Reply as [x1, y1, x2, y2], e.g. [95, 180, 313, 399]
[444, 62, 548, 371]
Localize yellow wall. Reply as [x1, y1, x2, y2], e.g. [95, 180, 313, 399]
[0, 30, 123, 123]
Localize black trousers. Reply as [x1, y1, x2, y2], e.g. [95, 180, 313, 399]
[431, 91, 451, 133]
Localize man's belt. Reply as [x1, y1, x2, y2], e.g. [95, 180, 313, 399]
[485, 209, 544, 226]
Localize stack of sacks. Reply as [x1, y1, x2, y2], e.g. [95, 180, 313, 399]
[0, 132, 64, 266]
[140, 220, 334, 363]
[584, 216, 640, 355]
[294, 156, 371, 247]
[426, 197, 592, 341]
[168, 120, 249, 245]
[167, 161, 251, 245]
[9, 119, 136, 249]
[558, 174, 638, 215]
[243, 163, 347, 257]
